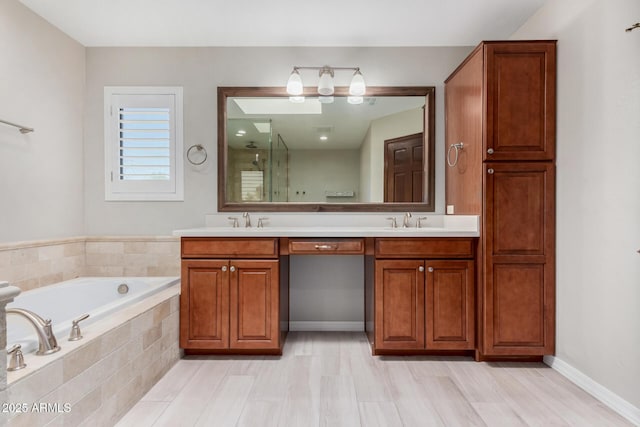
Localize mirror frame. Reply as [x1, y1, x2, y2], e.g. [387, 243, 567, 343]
[217, 86, 435, 212]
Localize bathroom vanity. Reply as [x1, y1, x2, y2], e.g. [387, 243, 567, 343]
[176, 223, 480, 358]
[177, 39, 557, 362]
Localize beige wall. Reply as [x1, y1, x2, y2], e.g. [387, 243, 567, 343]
[512, 0, 640, 410]
[289, 149, 360, 202]
[0, 0, 86, 243]
[83, 46, 471, 235]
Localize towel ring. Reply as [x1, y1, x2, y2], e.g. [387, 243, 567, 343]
[187, 144, 207, 165]
[447, 142, 464, 167]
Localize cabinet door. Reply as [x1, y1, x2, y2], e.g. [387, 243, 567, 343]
[180, 260, 229, 349]
[375, 260, 425, 350]
[425, 260, 474, 350]
[229, 260, 280, 350]
[483, 162, 555, 355]
[484, 41, 556, 161]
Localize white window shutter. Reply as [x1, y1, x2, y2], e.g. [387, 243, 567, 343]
[104, 87, 183, 201]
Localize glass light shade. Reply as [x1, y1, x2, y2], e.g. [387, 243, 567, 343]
[318, 96, 334, 104]
[349, 70, 366, 96]
[286, 70, 303, 96]
[317, 71, 334, 96]
[289, 96, 305, 103]
[347, 96, 363, 105]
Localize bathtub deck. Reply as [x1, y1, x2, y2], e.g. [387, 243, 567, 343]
[116, 331, 632, 427]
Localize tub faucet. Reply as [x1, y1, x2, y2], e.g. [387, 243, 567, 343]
[6, 308, 61, 355]
[403, 212, 412, 228]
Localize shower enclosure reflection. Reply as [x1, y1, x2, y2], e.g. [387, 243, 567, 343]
[226, 119, 289, 202]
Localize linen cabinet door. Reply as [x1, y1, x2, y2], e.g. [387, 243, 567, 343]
[374, 260, 425, 350]
[180, 260, 229, 349]
[483, 162, 555, 355]
[484, 41, 556, 161]
[425, 260, 474, 350]
[229, 260, 280, 350]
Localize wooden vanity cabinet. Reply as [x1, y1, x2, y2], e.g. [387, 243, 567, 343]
[180, 238, 283, 354]
[375, 260, 425, 350]
[373, 238, 475, 353]
[426, 260, 474, 350]
[483, 162, 555, 356]
[180, 259, 229, 349]
[445, 40, 556, 359]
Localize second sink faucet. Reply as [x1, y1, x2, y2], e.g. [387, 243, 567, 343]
[242, 212, 251, 228]
[403, 212, 412, 228]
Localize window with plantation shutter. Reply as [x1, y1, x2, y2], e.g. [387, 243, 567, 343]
[104, 87, 183, 201]
[240, 170, 264, 201]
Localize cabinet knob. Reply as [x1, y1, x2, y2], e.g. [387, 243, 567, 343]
[418, 266, 425, 272]
[487, 168, 494, 174]
[230, 266, 236, 272]
[428, 267, 434, 272]
[221, 266, 227, 272]
[487, 148, 494, 155]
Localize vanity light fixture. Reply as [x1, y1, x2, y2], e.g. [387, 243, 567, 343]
[319, 135, 328, 141]
[286, 65, 366, 98]
[286, 69, 303, 95]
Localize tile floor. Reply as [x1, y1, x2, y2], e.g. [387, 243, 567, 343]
[117, 332, 632, 427]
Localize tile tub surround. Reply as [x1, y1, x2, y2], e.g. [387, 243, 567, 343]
[5, 284, 180, 427]
[0, 238, 85, 293]
[1, 281, 21, 416]
[0, 236, 180, 292]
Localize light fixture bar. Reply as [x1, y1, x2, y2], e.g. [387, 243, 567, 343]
[286, 65, 366, 98]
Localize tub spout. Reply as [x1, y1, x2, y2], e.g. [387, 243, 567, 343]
[6, 308, 61, 355]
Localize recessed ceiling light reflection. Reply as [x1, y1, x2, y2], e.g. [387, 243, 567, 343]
[320, 135, 328, 141]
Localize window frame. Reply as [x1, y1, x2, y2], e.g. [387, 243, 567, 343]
[104, 86, 184, 201]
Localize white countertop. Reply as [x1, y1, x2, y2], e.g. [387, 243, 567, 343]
[173, 214, 479, 238]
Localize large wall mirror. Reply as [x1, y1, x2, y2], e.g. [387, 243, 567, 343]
[218, 86, 435, 212]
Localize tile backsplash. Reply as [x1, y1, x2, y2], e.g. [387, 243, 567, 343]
[0, 236, 180, 291]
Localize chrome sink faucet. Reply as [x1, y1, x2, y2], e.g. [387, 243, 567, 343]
[403, 212, 412, 228]
[7, 308, 61, 355]
[242, 211, 252, 228]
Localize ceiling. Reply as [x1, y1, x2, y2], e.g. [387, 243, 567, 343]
[226, 95, 426, 150]
[19, 0, 545, 47]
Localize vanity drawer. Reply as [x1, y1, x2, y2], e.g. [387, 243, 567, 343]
[288, 238, 365, 255]
[182, 237, 279, 258]
[375, 238, 475, 259]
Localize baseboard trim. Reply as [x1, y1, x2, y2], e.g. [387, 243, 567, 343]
[289, 321, 364, 332]
[544, 355, 640, 426]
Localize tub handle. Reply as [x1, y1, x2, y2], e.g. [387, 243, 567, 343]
[69, 314, 90, 341]
[7, 344, 26, 371]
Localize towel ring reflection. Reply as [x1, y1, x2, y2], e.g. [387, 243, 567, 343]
[447, 142, 464, 167]
[187, 144, 207, 165]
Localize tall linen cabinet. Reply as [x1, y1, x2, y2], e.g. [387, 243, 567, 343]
[445, 41, 556, 359]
